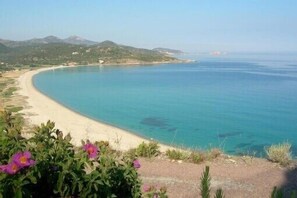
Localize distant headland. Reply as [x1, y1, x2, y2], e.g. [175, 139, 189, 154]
[0, 36, 185, 71]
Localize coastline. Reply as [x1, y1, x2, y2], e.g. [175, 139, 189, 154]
[66, 58, 192, 67]
[18, 65, 174, 151]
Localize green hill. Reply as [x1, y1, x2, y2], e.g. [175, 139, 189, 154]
[0, 37, 179, 68]
[0, 43, 10, 53]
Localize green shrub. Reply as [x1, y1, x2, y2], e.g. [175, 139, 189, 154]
[200, 166, 211, 198]
[165, 149, 189, 160]
[265, 142, 292, 166]
[94, 140, 115, 155]
[0, 110, 23, 139]
[200, 166, 224, 198]
[6, 106, 23, 113]
[0, 118, 143, 197]
[124, 148, 138, 161]
[135, 141, 160, 158]
[190, 151, 206, 164]
[214, 189, 225, 198]
[1, 87, 17, 98]
[142, 185, 168, 198]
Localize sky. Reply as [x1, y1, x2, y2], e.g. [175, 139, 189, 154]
[1, 0, 297, 52]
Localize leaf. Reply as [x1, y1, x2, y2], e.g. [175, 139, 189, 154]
[200, 166, 211, 198]
[21, 180, 30, 186]
[95, 180, 104, 186]
[28, 175, 37, 184]
[214, 188, 225, 198]
[271, 186, 283, 198]
[0, 174, 7, 181]
[64, 133, 72, 142]
[15, 188, 22, 198]
[57, 173, 65, 192]
[93, 184, 98, 191]
[78, 182, 83, 192]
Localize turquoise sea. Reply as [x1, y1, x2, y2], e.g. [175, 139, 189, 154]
[33, 53, 297, 156]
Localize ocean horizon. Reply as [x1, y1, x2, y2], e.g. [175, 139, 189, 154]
[33, 53, 297, 156]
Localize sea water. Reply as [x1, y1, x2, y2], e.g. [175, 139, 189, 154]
[33, 53, 297, 156]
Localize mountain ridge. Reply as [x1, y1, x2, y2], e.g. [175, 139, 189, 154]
[0, 36, 181, 69]
[64, 36, 98, 46]
[152, 47, 183, 55]
[0, 35, 98, 47]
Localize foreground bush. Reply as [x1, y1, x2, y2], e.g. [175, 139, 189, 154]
[265, 142, 292, 166]
[0, 120, 142, 197]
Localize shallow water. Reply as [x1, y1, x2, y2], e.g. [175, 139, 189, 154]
[33, 54, 297, 156]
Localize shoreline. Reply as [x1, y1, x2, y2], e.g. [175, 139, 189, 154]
[63, 58, 192, 68]
[18, 65, 175, 151]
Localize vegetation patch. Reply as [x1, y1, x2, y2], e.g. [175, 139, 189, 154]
[190, 151, 207, 164]
[207, 148, 222, 160]
[142, 185, 168, 198]
[0, 82, 8, 90]
[1, 87, 17, 98]
[135, 141, 161, 158]
[199, 166, 224, 198]
[265, 142, 292, 166]
[165, 149, 189, 160]
[165, 147, 222, 163]
[6, 106, 23, 113]
[0, 110, 23, 137]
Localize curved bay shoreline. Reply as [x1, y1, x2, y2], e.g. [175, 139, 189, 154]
[18, 65, 174, 151]
[10, 64, 297, 197]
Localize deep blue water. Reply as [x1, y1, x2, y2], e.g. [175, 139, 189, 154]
[33, 54, 297, 156]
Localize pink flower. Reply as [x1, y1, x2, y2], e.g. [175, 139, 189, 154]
[0, 151, 35, 175]
[83, 143, 99, 158]
[5, 162, 20, 175]
[0, 165, 7, 173]
[133, 159, 141, 169]
[12, 151, 35, 168]
[143, 185, 150, 192]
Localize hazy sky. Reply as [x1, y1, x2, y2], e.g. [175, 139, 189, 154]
[1, 0, 297, 52]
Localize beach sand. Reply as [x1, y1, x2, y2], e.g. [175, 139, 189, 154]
[18, 66, 172, 151]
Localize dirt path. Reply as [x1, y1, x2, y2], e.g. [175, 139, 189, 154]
[138, 156, 297, 197]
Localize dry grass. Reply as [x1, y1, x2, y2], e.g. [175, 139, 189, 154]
[165, 149, 190, 160]
[165, 147, 222, 164]
[207, 148, 222, 160]
[265, 142, 292, 166]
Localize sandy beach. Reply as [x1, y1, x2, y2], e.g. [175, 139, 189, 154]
[18, 66, 172, 151]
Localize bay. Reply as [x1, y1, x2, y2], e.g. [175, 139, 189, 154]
[33, 54, 297, 156]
